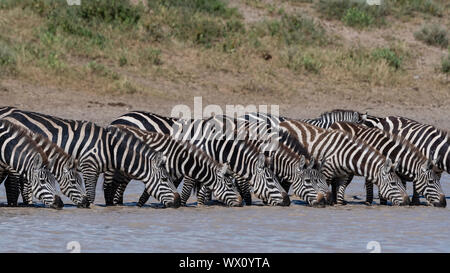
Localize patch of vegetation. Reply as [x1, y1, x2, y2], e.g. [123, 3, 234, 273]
[315, 0, 387, 27]
[414, 24, 448, 48]
[87, 61, 119, 79]
[441, 54, 450, 74]
[140, 47, 163, 66]
[342, 7, 374, 28]
[388, 0, 443, 17]
[371, 48, 402, 70]
[148, 0, 240, 19]
[286, 47, 323, 73]
[0, 40, 17, 75]
[265, 14, 329, 46]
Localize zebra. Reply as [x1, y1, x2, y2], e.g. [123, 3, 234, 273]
[0, 119, 64, 209]
[300, 109, 363, 129]
[238, 112, 331, 203]
[280, 119, 410, 206]
[1, 107, 180, 207]
[110, 111, 290, 206]
[361, 114, 450, 201]
[330, 121, 445, 207]
[208, 114, 330, 206]
[3, 130, 90, 208]
[106, 125, 243, 207]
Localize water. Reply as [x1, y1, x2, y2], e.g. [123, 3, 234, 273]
[1, 175, 450, 253]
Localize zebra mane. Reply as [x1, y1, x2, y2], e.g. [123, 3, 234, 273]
[0, 119, 49, 166]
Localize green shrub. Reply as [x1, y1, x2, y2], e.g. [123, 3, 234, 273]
[371, 48, 402, 69]
[266, 14, 328, 46]
[441, 54, 450, 74]
[315, 0, 388, 27]
[0, 41, 16, 74]
[140, 47, 163, 66]
[389, 0, 443, 17]
[342, 7, 374, 28]
[414, 24, 448, 48]
[148, 0, 240, 19]
[286, 48, 322, 73]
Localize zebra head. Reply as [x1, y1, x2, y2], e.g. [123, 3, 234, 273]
[145, 152, 181, 208]
[415, 158, 446, 207]
[58, 157, 90, 208]
[293, 157, 331, 207]
[31, 156, 64, 209]
[376, 159, 410, 206]
[208, 163, 243, 207]
[253, 154, 290, 206]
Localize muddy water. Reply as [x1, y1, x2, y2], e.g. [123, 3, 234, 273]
[1, 175, 450, 253]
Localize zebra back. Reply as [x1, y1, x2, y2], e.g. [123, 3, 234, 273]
[301, 109, 363, 129]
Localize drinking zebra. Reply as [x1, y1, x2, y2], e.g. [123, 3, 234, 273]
[280, 119, 410, 205]
[106, 125, 243, 207]
[1, 107, 180, 207]
[0, 119, 63, 209]
[3, 132, 90, 208]
[111, 111, 289, 206]
[330, 121, 445, 207]
[211, 114, 330, 206]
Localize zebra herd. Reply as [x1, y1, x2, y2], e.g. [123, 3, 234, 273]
[0, 107, 447, 209]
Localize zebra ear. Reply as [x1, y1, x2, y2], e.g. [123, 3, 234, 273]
[361, 112, 368, 121]
[307, 158, 315, 169]
[432, 155, 441, 166]
[153, 152, 165, 166]
[219, 163, 228, 177]
[34, 154, 43, 168]
[297, 155, 306, 170]
[257, 153, 265, 168]
[265, 155, 273, 168]
[383, 158, 393, 174]
[47, 157, 57, 169]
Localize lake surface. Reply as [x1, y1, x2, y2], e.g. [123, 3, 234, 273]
[1, 174, 449, 253]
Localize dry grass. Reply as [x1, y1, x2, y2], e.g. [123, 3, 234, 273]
[0, 0, 448, 107]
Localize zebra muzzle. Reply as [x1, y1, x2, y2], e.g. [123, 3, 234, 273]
[51, 195, 64, 210]
[166, 192, 181, 208]
[77, 196, 91, 208]
[279, 192, 291, 207]
[432, 194, 447, 208]
[399, 194, 410, 206]
[312, 192, 326, 208]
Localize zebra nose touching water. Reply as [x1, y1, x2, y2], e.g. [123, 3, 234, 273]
[0, 120, 63, 209]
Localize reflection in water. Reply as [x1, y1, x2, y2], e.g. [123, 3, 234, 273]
[1, 175, 450, 252]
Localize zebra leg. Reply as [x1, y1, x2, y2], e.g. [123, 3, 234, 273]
[4, 174, 21, 207]
[111, 172, 130, 205]
[137, 177, 182, 207]
[280, 179, 291, 194]
[330, 179, 338, 205]
[411, 181, 421, 206]
[365, 179, 373, 206]
[235, 176, 252, 206]
[18, 173, 34, 206]
[79, 161, 100, 204]
[103, 170, 117, 206]
[336, 176, 353, 205]
[180, 177, 196, 206]
[197, 184, 212, 206]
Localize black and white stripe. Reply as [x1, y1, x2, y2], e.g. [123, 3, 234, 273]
[301, 109, 363, 129]
[111, 111, 289, 206]
[330, 122, 445, 207]
[281, 119, 410, 206]
[0, 119, 63, 209]
[107, 125, 243, 207]
[1, 108, 180, 207]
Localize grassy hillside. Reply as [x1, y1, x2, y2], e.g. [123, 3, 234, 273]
[0, 0, 448, 106]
